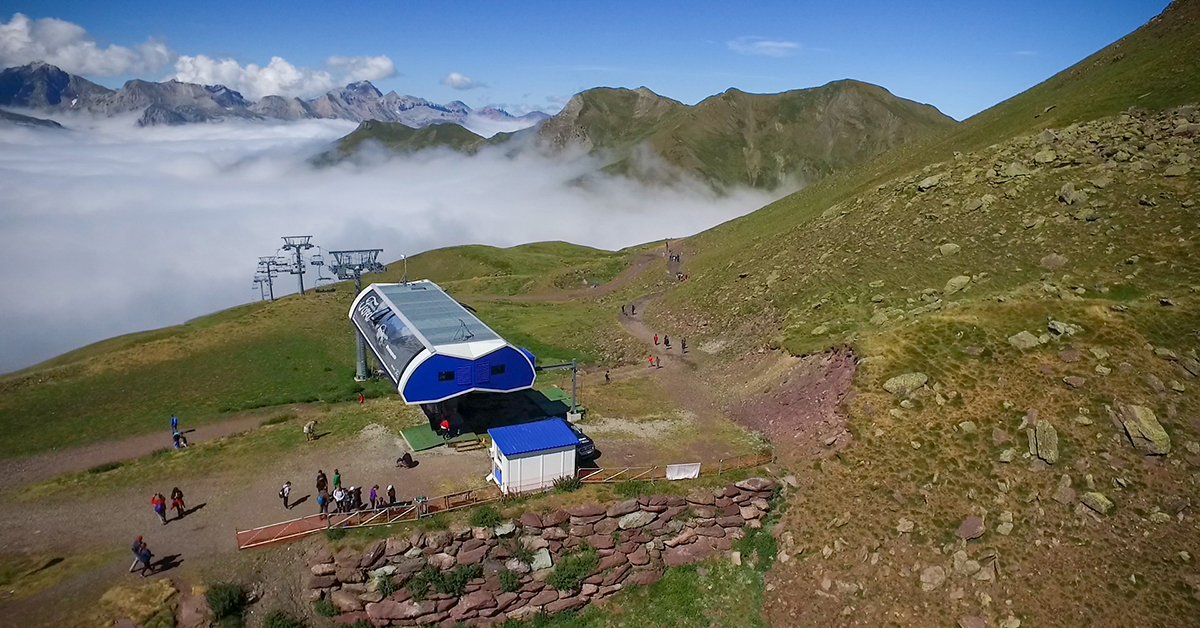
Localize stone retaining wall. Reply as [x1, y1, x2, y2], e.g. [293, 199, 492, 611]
[307, 477, 777, 627]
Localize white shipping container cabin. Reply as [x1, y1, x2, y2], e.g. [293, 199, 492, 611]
[487, 418, 580, 494]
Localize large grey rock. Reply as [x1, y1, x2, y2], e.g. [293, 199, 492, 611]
[618, 511, 657, 529]
[939, 243, 961, 256]
[1058, 182, 1088, 205]
[1040, 253, 1069, 270]
[331, 589, 364, 612]
[530, 548, 553, 571]
[918, 174, 941, 191]
[1035, 420, 1059, 464]
[734, 477, 776, 493]
[920, 566, 946, 591]
[1081, 492, 1114, 515]
[883, 372, 928, 396]
[1009, 331, 1042, 350]
[1119, 405, 1171, 454]
[944, 275, 971, 295]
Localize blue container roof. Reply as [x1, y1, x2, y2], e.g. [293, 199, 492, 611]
[488, 418, 580, 457]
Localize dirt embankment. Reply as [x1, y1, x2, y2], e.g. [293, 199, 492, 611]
[729, 347, 858, 461]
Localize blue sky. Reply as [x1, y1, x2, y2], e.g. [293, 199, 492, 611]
[2, 0, 1171, 119]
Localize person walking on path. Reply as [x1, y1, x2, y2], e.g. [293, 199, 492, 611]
[653, 333, 659, 345]
[169, 487, 186, 520]
[664, 334, 670, 349]
[279, 481, 292, 509]
[358, 392, 365, 404]
[317, 491, 328, 517]
[631, 303, 636, 315]
[387, 485, 396, 506]
[681, 337, 687, 354]
[647, 355, 654, 368]
[151, 493, 167, 525]
[655, 356, 662, 368]
[605, 370, 610, 383]
[621, 305, 626, 316]
[304, 420, 318, 441]
[333, 469, 342, 490]
[170, 415, 178, 434]
[370, 485, 379, 509]
[133, 537, 154, 577]
[130, 536, 147, 573]
[316, 470, 327, 493]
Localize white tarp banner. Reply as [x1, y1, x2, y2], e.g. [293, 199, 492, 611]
[665, 463, 701, 480]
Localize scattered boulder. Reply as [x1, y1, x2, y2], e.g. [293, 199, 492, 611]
[957, 516, 985, 540]
[1040, 253, 1069, 270]
[920, 566, 947, 591]
[1034, 148, 1057, 163]
[1081, 492, 1114, 515]
[617, 511, 658, 530]
[1058, 182, 1088, 205]
[918, 174, 942, 191]
[939, 243, 961, 256]
[1009, 331, 1042, 350]
[883, 372, 928, 396]
[1063, 376, 1086, 389]
[1118, 405, 1171, 454]
[1035, 420, 1059, 464]
[944, 275, 971, 296]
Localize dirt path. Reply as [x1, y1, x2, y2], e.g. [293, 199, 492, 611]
[0, 406, 325, 493]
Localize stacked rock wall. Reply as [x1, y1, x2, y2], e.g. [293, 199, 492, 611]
[306, 477, 776, 627]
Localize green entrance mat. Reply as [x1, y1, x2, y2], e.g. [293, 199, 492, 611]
[400, 424, 480, 452]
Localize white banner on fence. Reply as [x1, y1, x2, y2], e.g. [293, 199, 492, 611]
[665, 463, 701, 480]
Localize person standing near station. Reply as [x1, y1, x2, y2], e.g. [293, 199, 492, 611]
[332, 469, 341, 490]
[317, 490, 328, 517]
[316, 470, 327, 493]
[151, 493, 167, 525]
[387, 485, 396, 506]
[169, 487, 186, 520]
[370, 485, 379, 509]
[280, 481, 292, 509]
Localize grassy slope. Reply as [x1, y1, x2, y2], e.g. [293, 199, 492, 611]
[0, 242, 632, 459]
[662, 0, 1200, 344]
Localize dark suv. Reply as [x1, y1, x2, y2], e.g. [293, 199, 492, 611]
[569, 423, 596, 458]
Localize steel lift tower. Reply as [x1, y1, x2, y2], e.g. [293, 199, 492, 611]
[257, 256, 286, 301]
[281, 235, 315, 295]
[329, 249, 387, 381]
[253, 274, 269, 301]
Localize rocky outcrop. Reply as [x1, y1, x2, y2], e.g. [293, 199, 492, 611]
[308, 478, 776, 626]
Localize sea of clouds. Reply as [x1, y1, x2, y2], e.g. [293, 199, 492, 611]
[0, 116, 781, 373]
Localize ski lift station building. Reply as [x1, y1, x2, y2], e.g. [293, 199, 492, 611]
[349, 280, 537, 404]
[487, 418, 580, 494]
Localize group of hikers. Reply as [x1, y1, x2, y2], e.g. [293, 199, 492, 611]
[149, 487, 187, 524]
[302, 468, 404, 517]
[170, 414, 188, 448]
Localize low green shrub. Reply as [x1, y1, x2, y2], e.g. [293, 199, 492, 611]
[468, 504, 503, 528]
[435, 564, 483, 597]
[507, 539, 535, 566]
[325, 527, 347, 541]
[376, 574, 397, 598]
[205, 582, 247, 623]
[499, 569, 521, 593]
[553, 475, 583, 493]
[546, 542, 598, 592]
[313, 599, 337, 618]
[262, 610, 305, 628]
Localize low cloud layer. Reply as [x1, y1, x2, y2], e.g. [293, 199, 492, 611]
[0, 13, 172, 76]
[441, 72, 483, 90]
[0, 117, 779, 373]
[727, 36, 800, 57]
[171, 54, 396, 99]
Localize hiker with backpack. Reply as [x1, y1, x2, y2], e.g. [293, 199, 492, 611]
[279, 481, 292, 509]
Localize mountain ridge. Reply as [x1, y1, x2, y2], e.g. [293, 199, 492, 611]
[0, 61, 549, 129]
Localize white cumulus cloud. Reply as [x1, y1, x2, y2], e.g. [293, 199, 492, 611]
[727, 36, 800, 58]
[441, 72, 483, 90]
[0, 12, 172, 76]
[171, 54, 396, 100]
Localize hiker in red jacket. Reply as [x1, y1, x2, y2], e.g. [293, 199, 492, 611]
[653, 333, 659, 345]
[151, 493, 167, 525]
